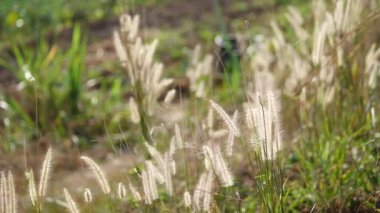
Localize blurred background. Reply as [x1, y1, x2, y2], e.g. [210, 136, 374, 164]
[1, 0, 379, 212]
[0, 0, 308, 153]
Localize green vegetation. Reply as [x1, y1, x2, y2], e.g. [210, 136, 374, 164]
[0, 0, 379, 212]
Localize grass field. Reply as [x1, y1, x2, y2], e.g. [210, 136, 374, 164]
[0, 0, 379, 212]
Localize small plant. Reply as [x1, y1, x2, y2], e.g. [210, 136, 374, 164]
[0, 25, 87, 149]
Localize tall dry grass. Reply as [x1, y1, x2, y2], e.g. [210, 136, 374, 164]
[0, 0, 379, 212]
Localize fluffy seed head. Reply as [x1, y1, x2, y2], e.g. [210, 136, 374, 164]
[80, 156, 111, 194]
[83, 188, 92, 203]
[117, 182, 127, 199]
[63, 188, 79, 213]
[164, 152, 173, 196]
[129, 97, 140, 124]
[164, 89, 176, 104]
[202, 171, 214, 212]
[27, 170, 37, 207]
[209, 100, 241, 137]
[128, 183, 142, 201]
[38, 147, 53, 199]
[174, 123, 184, 148]
[184, 191, 191, 207]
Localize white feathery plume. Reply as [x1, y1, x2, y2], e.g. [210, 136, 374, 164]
[207, 106, 214, 130]
[203, 145, 234, 187]
[27, 170, 37, 207]
[119, 14, 140, 41]
[163, 89, 176, 104]
[80, 156, 111, 194]
[203, 146, 215, 166]
[113, 31, 127, 65]
[184, 191, 192, 207]
[128, 183, 142, 202]
[155, 79, 174, 96]
[243, 103, 254, 133]
[146, 161, 164, 184]
[115, 13, 174, 118]
[246, 73, 283, 160]
[7, 172, 16, 213]
[186, 45, 213, 97]
[129, 97, 140, 124]
[267, 91, 283, 157]
[141, 169, 152, 205]
[63, 188, 79, 213]
[226, 132, 235, 156]
[117, 182, 127, 199]
[202, 171, 214, 212]
[147, 165, 158, 201]
[365, 44, 380, 89]
[174, 123, 184, 148]
[270, 21, 286, 48]
[209, 129, 229, 139]
[204, 156, 212, 171]
[164, 152, 173, 196]
[209, 100, 241, 137]
[191, 44, 201, 65]
[312, 22, 328, 65]
[142, 39, 158, 71]
[119, 14, 130, 33]
[214, 146, 234, 187]
[38, 147, 53, 199]
[128, 15, 140, 41]
[0, 172, 4, 213]
[193, 172, 207, 211]
[83, 188, 92, 203]
[144, 143, 165, 171]
[169, 137, 176, 156]
[253, 91, 282, 160]
[226, 110, 238, 156]
[171, 160, 176, 175]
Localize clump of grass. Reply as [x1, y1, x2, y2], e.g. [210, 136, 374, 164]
[249, 0, 380, 211]
[0, 25, 87, 149]
[1, 0, 379, 212]
[113, 14, 174, 143]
